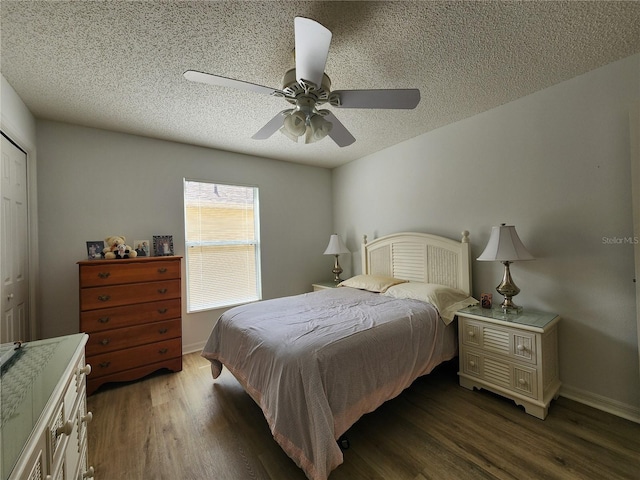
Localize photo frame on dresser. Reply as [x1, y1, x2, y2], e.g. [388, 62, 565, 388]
[86, 241, 104, 259]
[153, 235, 174, 256]
[134, 239, 150, 257]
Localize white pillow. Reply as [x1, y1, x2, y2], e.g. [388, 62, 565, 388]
[383, 282, 478, 324]
[338, 274, 407, 293]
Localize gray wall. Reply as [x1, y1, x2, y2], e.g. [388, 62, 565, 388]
[35, 121, 333, 351]
[333, 54, 640, 419]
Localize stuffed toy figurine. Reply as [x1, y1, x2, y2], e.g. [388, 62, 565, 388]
[102, 235, 137, 259]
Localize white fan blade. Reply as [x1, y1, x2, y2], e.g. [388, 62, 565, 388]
[331, 89, 420, 109]
[323, 111, 355, 147]
[184, 70, 284, 97]
[252, 110, 291, 140]
[294, 17, 332, 88]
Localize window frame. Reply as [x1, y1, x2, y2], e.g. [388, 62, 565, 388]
[183, 178, 262, 313]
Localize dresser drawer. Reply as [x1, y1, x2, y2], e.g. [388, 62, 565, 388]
[80, 298, 181, 332]
[80, 279, 180, 311]
[88, 338, 182, 379]
[86, 319, 181, 355]
[80, 259, 180, 287]
[461, 349, 538, 399]
[460, 318, 537, 365]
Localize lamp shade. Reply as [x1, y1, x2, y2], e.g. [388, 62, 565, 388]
[323, 234, 350, 255]
[477, 224, 534, 262]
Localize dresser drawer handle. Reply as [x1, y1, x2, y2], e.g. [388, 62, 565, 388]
[98, 295, 111, 302]
[100, 338, 110, 346]
[469, 360, 476, 367]
[98, 316, 110, 323]
[516, 344, 525, 352]
[99, 361, 111, 368]
[158, 267, 168, 273]
[467, 330, 475, 337]
[56, 420, 74, 437]
[157, 288, 168, 294]
[158, 328, 168, 334]
[81, 412, 93, 424]
[98, 272, 111, 279]
[159, 348, 168, 354]
[78, 364, 92, 376]
[158, 308, 168, 314]
[518, 378, 527, 385]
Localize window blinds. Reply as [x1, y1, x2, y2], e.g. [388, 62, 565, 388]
[184, 181, 261, 312]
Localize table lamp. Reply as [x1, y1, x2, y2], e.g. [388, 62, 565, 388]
[477, 224, 534, 313]
[323, 234, 350, 282]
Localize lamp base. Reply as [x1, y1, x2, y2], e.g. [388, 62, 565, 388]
[497, 261, 523, 314]
[332, 255, 343, 283]
[500, 302, 523, 314]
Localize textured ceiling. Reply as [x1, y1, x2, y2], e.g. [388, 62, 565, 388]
[1, 1, 639, 168]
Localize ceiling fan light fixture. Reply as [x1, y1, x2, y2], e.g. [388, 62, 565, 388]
[279, 126, 299, 143]
[283, 110, 307, 137]
[309, 114, 332, 142]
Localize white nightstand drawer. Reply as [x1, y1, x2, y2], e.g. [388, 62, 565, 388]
[460, 318, 537, 365]
[461, 349, 538, 399]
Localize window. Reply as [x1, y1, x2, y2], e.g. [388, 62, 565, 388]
[184, 180, 261, 312]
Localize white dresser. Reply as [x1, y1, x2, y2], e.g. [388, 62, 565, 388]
[457, 306, 561, 419]
[1, 333, 94, 480]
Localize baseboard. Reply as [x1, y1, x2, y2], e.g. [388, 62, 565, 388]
[182, 340, 206, 355]
[560, 384, 640, 424]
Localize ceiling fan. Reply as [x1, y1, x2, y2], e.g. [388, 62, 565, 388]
[184, 17, 420, 147]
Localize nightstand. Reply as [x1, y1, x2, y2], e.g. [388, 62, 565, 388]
[457, 305, 561, 419]
[312, 281, 340, 291]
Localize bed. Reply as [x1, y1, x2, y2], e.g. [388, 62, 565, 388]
[202, 231, 476, 480]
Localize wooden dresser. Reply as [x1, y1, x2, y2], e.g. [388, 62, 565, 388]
[78, 256, 182, 395]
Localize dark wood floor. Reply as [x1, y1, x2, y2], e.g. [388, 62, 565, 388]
[87, 352, 640, 479]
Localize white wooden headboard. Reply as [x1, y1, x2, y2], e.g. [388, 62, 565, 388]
[362, 231, 472, 295]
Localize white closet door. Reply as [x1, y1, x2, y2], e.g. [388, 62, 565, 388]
[1, 133, 29, 343]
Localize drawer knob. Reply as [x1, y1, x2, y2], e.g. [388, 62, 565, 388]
[158, 267, 168, 273]
[81, 411, 93, 424]
[82, 466, 95, 478]
[517, 344, 525, 352]
[159, 348, 168, 354]
[98, 272, 111, 279]
[469, 360, 476, 367]
[158, 288, 168, 294]
[98, 295, 111, 302]
[56, 420, 74, 437]
[467, 331, 475, 337]
[98, 317, 110, 323]
[100, 338, 110, 346]
[518, 378, 526, 385]
[158, 328, 168, 334]
[78, 364, 92, 376]
[99, 361, 111, 368]
[158, 308, 168, 314]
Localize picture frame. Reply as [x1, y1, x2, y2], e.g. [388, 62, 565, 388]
[153, 235, 174, 256]
[86, 241, 104, 260]
[481, 293, 493, 309]
[134, 239, 150, 257]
